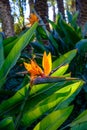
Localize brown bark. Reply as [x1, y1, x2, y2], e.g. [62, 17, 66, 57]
[76, 0, 87, 26]
[34, 0, 49, 29]
[56, 0, 65, 19]
[0, 0, 15, 37]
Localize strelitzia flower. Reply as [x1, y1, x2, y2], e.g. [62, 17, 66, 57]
[24, 51, 52, 81]
[27, 13, 39, 26]
[24, 51, 78, 87]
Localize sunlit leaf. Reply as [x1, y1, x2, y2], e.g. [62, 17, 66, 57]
[21, 80, 84, 127]
[34, 106, 73, 130]
[51, 64, 69, 76]
[21, 89, 70, 127]
[0, 117, 15, 130]
[53, 49, 77, 69]
[0, 22, 38, 88]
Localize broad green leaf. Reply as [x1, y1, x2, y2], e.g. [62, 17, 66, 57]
[0, 22, 38, 88]
[21, 80, 84, 127]
[4, 37, 19, 57]
[51, 64, 69, 76]
[48, 18, 64, 37]
[31, 41, 46, 53]
[76, 39, 87, 55]
[63, 72, 71, 77]
[0, 80, 84, 127]
[0, 83, 29, 116]
[0, 34, 4, 69]
[3, 36, 17, 46]
[0, 81, 65, 116]
[53, 49, 77, 69]
[70, 109, 87, 129]
[34, 106, 73, 130]
[46, 30, 59, 53]
[70, 122, 87, 130]
[36, 26, 48, 39]
[0, 117, 15, 130]
[30, 82, 65, 96]
[67, 11, 79, 30]
[21, 89, 70, 127]
[57, 80, 84, 109]
[59, 18, 81, 44]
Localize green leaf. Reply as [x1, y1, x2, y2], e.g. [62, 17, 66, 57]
[53, 49, 77, 69]
[30, 82, 65, 96]
[21, 90, 70, 127]
[31, 41, 46, 53]
[70, 122, 87, 130]
[51, 64, 69, 76]
[34, 106, 73, 130]
[3, 36, 17, 46]
[0, 34, 4, 69]
[63, 72, 71, 77]
[0, 117, 15, 130]
[46, 30, 59, 53]
[36, 26, 48, 39]
[0, 22, 38, 88]
[57, 80, 84, 109]
[76, 39, 87, 55]
[67, 11, 79, 29]
[4, 37, 19, 57]
[0, 82, 65, 118]
[69, 109, 87, 130]
[59, 18, 81, 44]
[70, 109, 87, 129]
[21, 80, 84, 127]
[0, 83, 29, 116]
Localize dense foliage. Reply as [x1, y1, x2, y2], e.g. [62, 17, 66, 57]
[0, 12, 87, 130]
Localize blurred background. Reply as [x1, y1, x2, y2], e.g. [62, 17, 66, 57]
[0, 0, 87, 37]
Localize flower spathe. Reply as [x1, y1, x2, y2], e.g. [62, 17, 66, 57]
[24, 51, 52, 80]
[27, 13, 39, 26]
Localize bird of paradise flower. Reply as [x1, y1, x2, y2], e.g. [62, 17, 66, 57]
[27, 13, 39, 27]
[24, 51, 78, 87]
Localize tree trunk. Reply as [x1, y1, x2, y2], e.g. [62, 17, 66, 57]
[28, 0, 34, 13]
[51, 0, 56, 21]
[76, 0, 87, 27]
[34, 0, 49, 28]
[0, 0, 15, 38]
[56, 0, 65, 19]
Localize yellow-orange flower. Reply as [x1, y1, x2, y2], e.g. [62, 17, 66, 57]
[24, 51, 52, 80]
[27, 13, 39, 26]
[42, 51, 52, 76]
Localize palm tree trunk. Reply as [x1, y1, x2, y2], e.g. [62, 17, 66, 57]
[0, 0, 15, 38]
[34, 0, 49, 28]
[76, 0, 87, 26]
[28, 0, 34, 13]
[56, 0, 65, 19]
[51, 0, 56, 21]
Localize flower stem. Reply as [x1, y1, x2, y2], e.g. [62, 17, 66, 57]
[15, 86, 30, 129]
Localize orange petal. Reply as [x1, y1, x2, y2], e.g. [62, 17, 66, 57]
[24, 62, 35, 75]
[24, 60, 43, 77]
[31, 60, 43, 75]
[24, 62, 32, 72]
[28, 13, 39, 26]
[42, 51, 52, 76]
